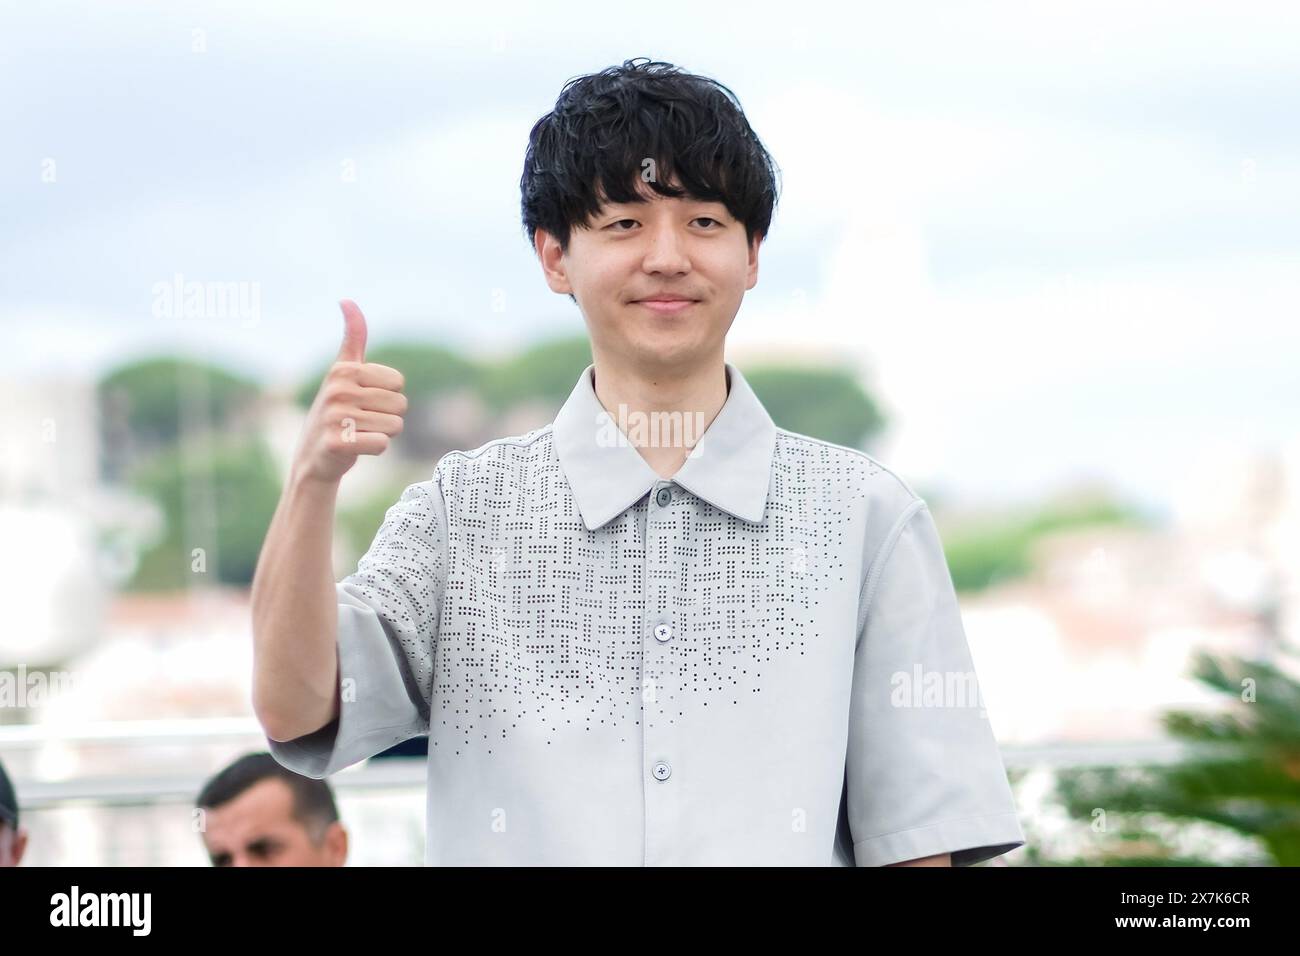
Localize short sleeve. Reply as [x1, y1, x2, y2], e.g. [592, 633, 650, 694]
[267, 474, 448, 778]
[844, 498, 1026, 866]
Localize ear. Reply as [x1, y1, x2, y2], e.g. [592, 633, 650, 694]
[324, 821, 348, 866]
[745, 231, 762, 292]
[534, 228, 574, 297]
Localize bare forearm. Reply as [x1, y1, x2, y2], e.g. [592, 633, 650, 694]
[251, 469, 342, 741]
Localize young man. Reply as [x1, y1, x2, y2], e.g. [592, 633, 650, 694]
[195, 752, 348, 867]
[252, 58, 1026, 866]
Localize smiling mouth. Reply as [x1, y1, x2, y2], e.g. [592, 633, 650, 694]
[633, 299, 699, 313]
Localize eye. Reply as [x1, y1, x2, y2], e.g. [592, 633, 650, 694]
[607, 217, 721, 231]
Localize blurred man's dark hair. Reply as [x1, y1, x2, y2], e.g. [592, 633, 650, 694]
[196, 752, 346, 866]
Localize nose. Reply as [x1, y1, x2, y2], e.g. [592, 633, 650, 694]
[640, 219, 691, 277]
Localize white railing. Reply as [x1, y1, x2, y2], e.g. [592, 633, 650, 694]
[0, 717, 1205, 809]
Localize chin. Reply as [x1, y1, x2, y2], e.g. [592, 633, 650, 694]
[628, 337, 709, 367]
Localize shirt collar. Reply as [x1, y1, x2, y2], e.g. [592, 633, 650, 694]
[553, 361, 777, 531]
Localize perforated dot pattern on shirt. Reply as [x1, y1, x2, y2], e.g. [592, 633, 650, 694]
[341, 424, 885, 756]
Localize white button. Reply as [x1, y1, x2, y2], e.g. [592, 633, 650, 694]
[652, 761, 671, 781]
[653, 623, 673, 642]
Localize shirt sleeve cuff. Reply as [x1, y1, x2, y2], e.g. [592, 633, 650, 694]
[266, 584, 429, 778]
[853, 810, 1026, 867]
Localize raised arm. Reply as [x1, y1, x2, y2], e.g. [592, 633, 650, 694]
[250, 300, 408, 742]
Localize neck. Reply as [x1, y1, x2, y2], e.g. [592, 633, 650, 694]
[590, 350, 730, 479]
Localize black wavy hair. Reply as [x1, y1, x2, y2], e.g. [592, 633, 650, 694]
[520, 57, 780, 295]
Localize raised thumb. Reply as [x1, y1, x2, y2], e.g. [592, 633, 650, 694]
[337, 299, 368, 363]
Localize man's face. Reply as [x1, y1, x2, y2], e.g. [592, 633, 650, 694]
[200, 778, 346, 867]
[0, 821, 27, 866]
[537, 178, 761, 373]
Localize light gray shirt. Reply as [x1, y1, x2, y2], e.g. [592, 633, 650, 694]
[268, 362, 1027, 866]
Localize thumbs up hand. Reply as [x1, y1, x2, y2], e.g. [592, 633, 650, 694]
[292, 300, 408, 486]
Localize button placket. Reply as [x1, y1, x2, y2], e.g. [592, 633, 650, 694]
[643, 480, 683, 865]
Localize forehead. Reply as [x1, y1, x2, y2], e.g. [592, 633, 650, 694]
[202, 777, 300, 845]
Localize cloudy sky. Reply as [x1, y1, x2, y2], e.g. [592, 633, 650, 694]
[4, 0, 1298, 516]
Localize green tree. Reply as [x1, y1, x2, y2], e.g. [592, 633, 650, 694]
[127, 435, 281, 589]
[940, 493, 1143, 592]
[477, 336, 594, 414]
[1048, 648, 1300, 865]
[740, 364, 884, 450]
[98, 358, 261, 482]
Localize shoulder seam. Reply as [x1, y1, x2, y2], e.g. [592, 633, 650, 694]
[855, 498, 928, 650]
[772, 426, 921, 500]
[437, 423, 555, 466]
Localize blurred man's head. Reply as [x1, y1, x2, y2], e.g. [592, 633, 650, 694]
[196, 752, 347, 867]
[0, 759, 27, 866]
